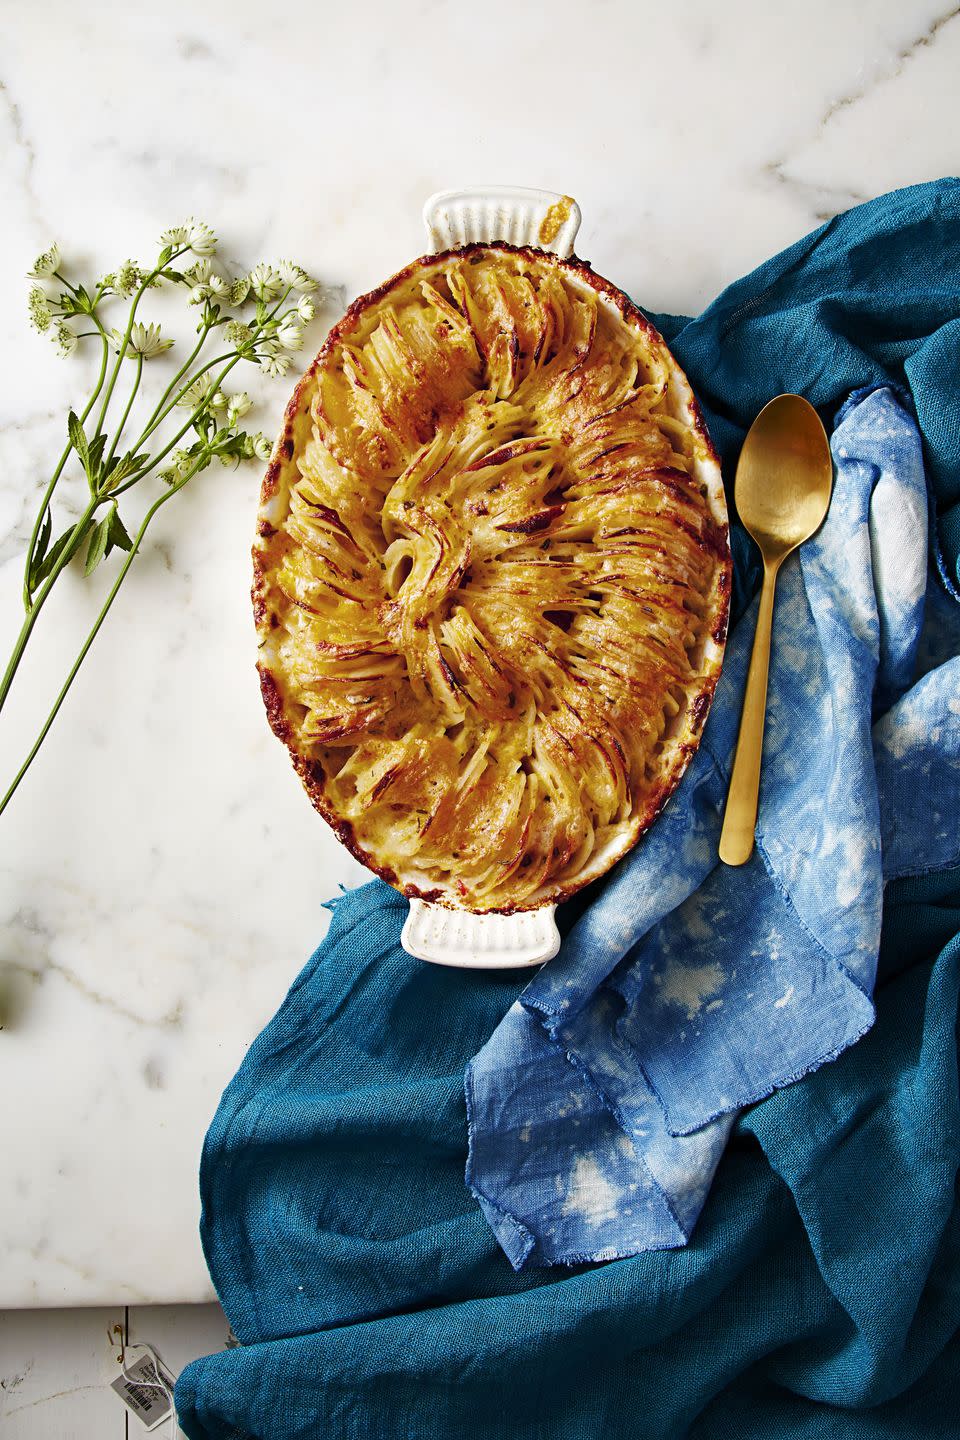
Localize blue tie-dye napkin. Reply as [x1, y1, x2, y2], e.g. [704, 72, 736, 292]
[467, 383, 960, 1268]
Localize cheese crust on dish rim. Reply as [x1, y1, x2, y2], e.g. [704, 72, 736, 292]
[254, 243, 731, 913]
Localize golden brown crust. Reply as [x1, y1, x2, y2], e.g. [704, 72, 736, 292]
[253, 244, 730, 912]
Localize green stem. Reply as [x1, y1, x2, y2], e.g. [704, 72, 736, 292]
[104, 352, 143, 468]
[119, 288, 295, 484]
[127, 351, 233, 463]
[0, 465, 199, 818]
[134, 325, 212, 445]
[111, 353, 245, 497]
[117, 285, 294, 470]
[3, 494, 102, 715]
[92, 245, 189, 439]
[21, 334, 110, 610]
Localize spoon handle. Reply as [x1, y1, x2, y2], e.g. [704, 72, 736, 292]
[719, 557, 781, 866]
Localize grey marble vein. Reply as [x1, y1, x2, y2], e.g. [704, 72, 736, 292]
[818, 3, 960, 132]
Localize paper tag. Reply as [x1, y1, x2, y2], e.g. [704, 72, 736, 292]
[110, 1352, 175, 1430]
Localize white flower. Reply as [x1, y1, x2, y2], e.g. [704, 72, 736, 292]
[277, 260, 316, 293]
[159, 447, 197, 484]
[186, 260, 228, 305]
[29, 243, 61, 279]
[132, 322, 173, 357]
[160, 224, 188, 246]
[229, 276, 250, 305]
[227, 391, 252, 423]
[28, 286, 52, 333]
[225, 320, 253, 348]
[187, 258, 212, 285]
[253, 432, 273, 461]
[277, 320, 304, 351]
[176, 376, 215, 409]
[249, 263, 282, 301]
[111, 322, 174, 359]
[210, 390, 228, 410]
[296, 294, 315, 323]
[55, 322, 78, 356]
[185, 218, 217, 257]
[260, 350, 291, 378]
[114, 259, 141, 297]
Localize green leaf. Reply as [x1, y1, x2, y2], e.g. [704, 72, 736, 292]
[158, 244, 173, 266]
[68, 410, 91, 474]
[84, 513, 111, 575]
[88, 433, 107, 476]
[101, 449, 150, 491]
[33, 526, 79, 589]
[34, 506, 52, 569]
[27, 507, 53, 596]
[69, 413, 112, 490]
[106, 507, 133, 553]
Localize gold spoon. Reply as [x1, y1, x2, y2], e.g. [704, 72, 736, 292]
[718, 394, 833, 867]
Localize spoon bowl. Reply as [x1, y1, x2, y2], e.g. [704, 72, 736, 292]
[735, 395, 834, 556]
[718, 395, 833, 866]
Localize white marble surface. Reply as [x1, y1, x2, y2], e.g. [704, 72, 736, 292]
[0, 1304, 228, 1436]
[0, 0, 956, 1306]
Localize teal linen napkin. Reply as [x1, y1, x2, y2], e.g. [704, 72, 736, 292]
[177, 179, 960, 1439]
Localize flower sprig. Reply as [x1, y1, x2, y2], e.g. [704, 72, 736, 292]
[2, 219, 323, 819]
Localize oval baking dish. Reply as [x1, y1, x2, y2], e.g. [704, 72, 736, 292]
[254, 187, 730, 968]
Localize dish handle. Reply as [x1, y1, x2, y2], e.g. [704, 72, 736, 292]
[401, 899, 561, 970]
[423, 185, 582, 258]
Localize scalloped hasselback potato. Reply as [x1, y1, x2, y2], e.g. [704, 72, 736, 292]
[254, 244, 731, 912]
